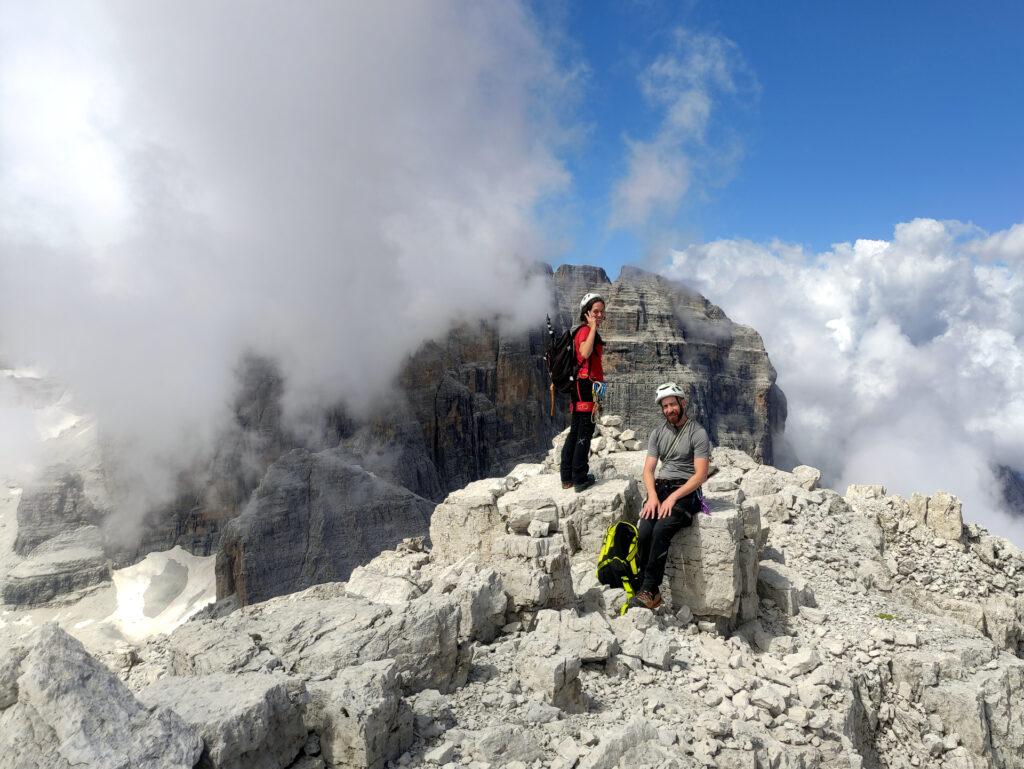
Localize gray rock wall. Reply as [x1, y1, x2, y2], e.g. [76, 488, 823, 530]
[215, 448, 433, 605]
[551, 264, 784, 464]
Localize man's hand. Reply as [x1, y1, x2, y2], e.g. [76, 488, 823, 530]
[640, 495, 659, 519]
[657, 495, 676, 519]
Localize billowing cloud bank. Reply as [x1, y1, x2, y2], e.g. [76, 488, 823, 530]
[669, 218, 1024, 543]
[0, 1, 570, 497]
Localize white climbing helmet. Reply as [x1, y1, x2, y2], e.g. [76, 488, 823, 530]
[655, 382, 686, 405]
[579, 292, 605, 311]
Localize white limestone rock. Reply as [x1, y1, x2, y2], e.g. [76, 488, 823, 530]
[429, 558, 508, 643]
[498, 483, 559, 534]
[408, 689, 454, 740]
[305, 660, 413, 769]
[515, 641, 584, 712]
[138, 673, 307, 769]
[783, 648, 821, 677]
[346, 566, 424, 605]
[619, 626, 679, 670]
[739, 466, 797, 498]
[757, 562, 815, 616]
[165, 585, 462, 693]
[530, 609, 618, 662]
[925, 491, 965, 542]
[505, 463, 546, 489]
[711, 447, 760, 471]
[492, 548, 575, 614]
[748, 493, 790, 524]
[845, 484, 886, 501]
[0, 624, 202, 769]
[527, 519, 553, 538]
[429, 479, 507, 564]
[791, 465, 821, 491]
[660, 496, 760, 625]
[576, 718, 661, 769]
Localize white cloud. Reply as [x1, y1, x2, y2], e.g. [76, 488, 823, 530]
[610, 28, 756, 229]
[667, 218, 1024, 545]
[970, 222, 1024, 266]
[0, 1, 573, 513]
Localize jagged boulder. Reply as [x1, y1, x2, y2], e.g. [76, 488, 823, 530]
[138, 673, 307, 769]
[513, 612, 606, 712]
[529, 608, 619, 663]
[758, 561, 816, 616]
[892, 638, 1024, 767]
[908, 491, 964, 542]
[429, 471, 587, 617]
[739, 465, 798, 498]
[162, 584, 463, 694]
[660, 495, 762, 626]
[428, 478, 507, 564]
[215, 448, 433, 605]
[0, 624, 202, 769]
[305, 660, 413, 769]
[428, 557, 509, 644]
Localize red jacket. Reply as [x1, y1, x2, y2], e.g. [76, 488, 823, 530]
[571, 326, 604, 413]
[574, 325, 604, 382]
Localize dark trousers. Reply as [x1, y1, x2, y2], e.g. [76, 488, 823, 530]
[559, 382, 595, 485]
[637, 479, 701, 594]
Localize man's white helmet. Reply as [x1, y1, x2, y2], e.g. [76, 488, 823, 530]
[579, 292, 605, 310]
[655, 382, 686, 405]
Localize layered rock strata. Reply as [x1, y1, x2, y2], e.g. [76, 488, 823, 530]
[215, 448, 434, 605]
[4, 265, 787, 616]
[551, 265, 785, 463]
[2, 525, 109, 607]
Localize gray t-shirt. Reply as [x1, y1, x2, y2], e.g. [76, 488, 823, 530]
[647, 419, 711, 481]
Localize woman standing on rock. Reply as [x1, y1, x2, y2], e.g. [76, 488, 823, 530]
[559, 292, 606, 493]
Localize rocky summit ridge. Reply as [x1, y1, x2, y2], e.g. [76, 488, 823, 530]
[2, 417, 1023, 769]
[1, 265, 786, 613]
[90, 264, 784, 566]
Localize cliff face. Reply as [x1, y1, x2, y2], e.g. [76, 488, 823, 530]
[8, 265, 788, 574]
[550, 264, 784, 463]
[214, 447, 434, 605]
[353, 263, 785, 506]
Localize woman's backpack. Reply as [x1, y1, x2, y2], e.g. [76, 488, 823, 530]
[596, 521, 640, 615]
[545, 316, 580, 394]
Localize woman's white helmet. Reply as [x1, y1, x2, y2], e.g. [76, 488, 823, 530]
[655, 382, 686, 405]
[579, 292, 605, 311]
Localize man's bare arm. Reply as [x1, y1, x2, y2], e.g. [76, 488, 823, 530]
[640, 455, 659, 518]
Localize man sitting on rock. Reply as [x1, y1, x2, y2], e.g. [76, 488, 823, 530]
[630, 382, 710, 610]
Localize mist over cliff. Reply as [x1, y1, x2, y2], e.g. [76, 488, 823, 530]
[0, 1, 569, 515]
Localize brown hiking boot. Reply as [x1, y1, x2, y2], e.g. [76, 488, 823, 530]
[627, 591, 663, 611]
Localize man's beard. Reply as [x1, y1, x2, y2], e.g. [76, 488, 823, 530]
[663, 409, 688, 428]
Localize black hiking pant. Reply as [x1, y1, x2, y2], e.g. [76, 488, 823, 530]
[637, 479, 702, 594]
[559, 380, 595, 486]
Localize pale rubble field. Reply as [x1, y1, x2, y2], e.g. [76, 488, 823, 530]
[1, 415, 1023, 769]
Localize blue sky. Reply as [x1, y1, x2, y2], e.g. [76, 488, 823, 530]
[543, 0, 1024, 275]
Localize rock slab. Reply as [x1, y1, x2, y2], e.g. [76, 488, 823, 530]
[0, 624, 201, 769]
